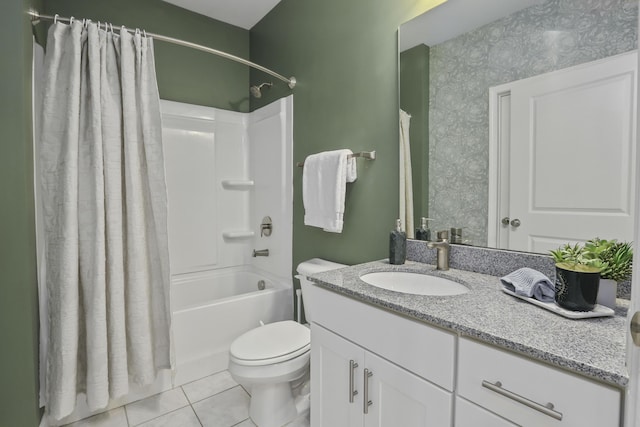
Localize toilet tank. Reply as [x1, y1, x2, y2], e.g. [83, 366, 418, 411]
[296, 258, 346, 323]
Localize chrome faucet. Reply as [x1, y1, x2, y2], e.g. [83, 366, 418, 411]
[252, 249, 269, 257]
[427, 230, 450, 271]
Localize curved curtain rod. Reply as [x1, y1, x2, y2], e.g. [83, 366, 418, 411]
[28, 10, 297, 89]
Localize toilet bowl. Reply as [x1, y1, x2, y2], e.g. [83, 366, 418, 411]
[228, 259, 346, 427]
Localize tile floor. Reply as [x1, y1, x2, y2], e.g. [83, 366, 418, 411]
[63, 371, 309, 427]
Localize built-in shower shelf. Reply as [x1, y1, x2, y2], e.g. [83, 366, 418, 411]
[221, 180, 254, 190]
[222, 230, 255, 239]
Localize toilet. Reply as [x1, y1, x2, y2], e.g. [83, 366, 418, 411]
[228, 258, 346, 427]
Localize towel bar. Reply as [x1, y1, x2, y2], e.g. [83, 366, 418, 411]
[296, 150, 376, 168]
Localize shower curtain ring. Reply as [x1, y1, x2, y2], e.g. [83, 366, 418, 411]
[53, 14, 59, 24]
[110, 23, 114, 33]
[143, 29, 147, 38]
[69, 16, 74, 25]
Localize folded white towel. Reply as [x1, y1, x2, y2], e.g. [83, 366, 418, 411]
[501, 268, 555, 302]
[303, 149, 357, 233]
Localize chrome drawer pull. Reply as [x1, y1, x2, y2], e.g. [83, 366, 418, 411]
[349, 360, 359, 403]
[363, 368, 373, 414]
[482, 380, 563, 421]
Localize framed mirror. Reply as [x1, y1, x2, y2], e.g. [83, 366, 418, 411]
[399, 0, 638, 254]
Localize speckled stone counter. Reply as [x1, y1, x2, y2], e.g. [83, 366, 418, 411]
[309, 260, 629, 388]
[407, 240, 632, 299]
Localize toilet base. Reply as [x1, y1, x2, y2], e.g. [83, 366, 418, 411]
[250, 382, 297, 427]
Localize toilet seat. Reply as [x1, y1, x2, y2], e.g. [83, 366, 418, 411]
[230, 320, 310, 366]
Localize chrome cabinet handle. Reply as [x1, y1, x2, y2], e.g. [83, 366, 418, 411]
[349, 360, 359, 403]
[363, 369, 373, 414]
[501, 217, 510, 226]
[510, 218, 521, 227]
[482, 380, 562, 421]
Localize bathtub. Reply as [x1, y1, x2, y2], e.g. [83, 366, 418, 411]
[171, 266, 293, 385]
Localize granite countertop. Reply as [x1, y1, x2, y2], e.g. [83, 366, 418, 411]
[308, 260, 629, 388]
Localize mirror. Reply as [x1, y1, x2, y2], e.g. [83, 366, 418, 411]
[399, 0, 638, 253]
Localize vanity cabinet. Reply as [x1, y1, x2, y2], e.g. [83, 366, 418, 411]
[457, 337, 621, 427]
[306, 279, 622, 427]
[311, 323, 452, 426]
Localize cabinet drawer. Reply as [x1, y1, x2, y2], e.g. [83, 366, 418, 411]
[455, 397, 516, 427]
[457, 338, 621, 427]
[307, 282, 456, 391]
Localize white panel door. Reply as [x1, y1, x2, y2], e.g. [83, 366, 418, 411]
[364, 351, 452, 427]
[311, 323, 364, 427]
[497, 51, 637, 253]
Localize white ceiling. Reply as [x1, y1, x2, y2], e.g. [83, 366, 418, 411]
[400, 0, 546, 51]
[162, 0, 282, 30]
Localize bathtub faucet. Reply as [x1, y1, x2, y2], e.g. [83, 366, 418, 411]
[253, 249, 269, 257]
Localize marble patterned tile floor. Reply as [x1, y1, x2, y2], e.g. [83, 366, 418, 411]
[63, 370, 309, 427]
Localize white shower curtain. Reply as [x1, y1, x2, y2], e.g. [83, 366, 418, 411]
[39, 21, 171, 421]
[399, 110, 414, 238]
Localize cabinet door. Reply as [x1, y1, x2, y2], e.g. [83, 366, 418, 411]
[455, 397, 516, 427]
[311, 324, 363, 427]
[364, 351, 453, 427]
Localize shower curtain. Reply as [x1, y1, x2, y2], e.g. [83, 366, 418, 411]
[399, 109, 414, 238]
[39, 21, 171, 421]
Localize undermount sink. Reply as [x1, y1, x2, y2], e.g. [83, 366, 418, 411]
[359, 271, 469, 296]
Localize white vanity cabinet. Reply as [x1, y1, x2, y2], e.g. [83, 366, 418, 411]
[306, 280, 622, 427]
[311, 323, 452, 426]
[457, 337, 621, 427]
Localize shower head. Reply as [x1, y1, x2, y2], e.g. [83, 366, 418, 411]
[250, 82, 273, 98]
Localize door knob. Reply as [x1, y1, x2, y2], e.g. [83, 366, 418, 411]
[510, 219, 521, 227]
[501, 217, 510, 226]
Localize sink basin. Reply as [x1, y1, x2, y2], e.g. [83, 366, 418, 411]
[359, 271, 469, 296]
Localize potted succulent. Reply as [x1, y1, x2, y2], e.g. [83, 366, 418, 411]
[584, 238, 633, 309]
[550, 244, 605, 311]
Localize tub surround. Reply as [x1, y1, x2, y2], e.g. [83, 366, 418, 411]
[308, 260, 628, 388]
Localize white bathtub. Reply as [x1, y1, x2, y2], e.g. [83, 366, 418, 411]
[171, 267, 293, 385]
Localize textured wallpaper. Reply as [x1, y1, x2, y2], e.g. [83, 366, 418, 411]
[427, 0, 638, 246]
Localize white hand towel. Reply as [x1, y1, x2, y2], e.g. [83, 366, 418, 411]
[303, 149, 357, 233]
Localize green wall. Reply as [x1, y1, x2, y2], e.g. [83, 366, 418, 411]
[250, 0, 435, 272]
[44, 0, 250, 111]
[0, 0, 42, 425]
[400, 44, 430, 227]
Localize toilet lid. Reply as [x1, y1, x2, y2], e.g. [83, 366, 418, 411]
[230, 320, 310, 363]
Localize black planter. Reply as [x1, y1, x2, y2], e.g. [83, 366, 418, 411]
[554, 266, 600, 311]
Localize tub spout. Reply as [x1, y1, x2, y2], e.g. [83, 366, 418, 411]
[253, 249, 269, 257]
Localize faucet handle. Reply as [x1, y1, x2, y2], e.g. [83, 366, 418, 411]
[436, 230, 449, 241]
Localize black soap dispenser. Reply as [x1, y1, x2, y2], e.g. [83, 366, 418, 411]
[415, 217, 433, 241]
[389, 219, 407, 265]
